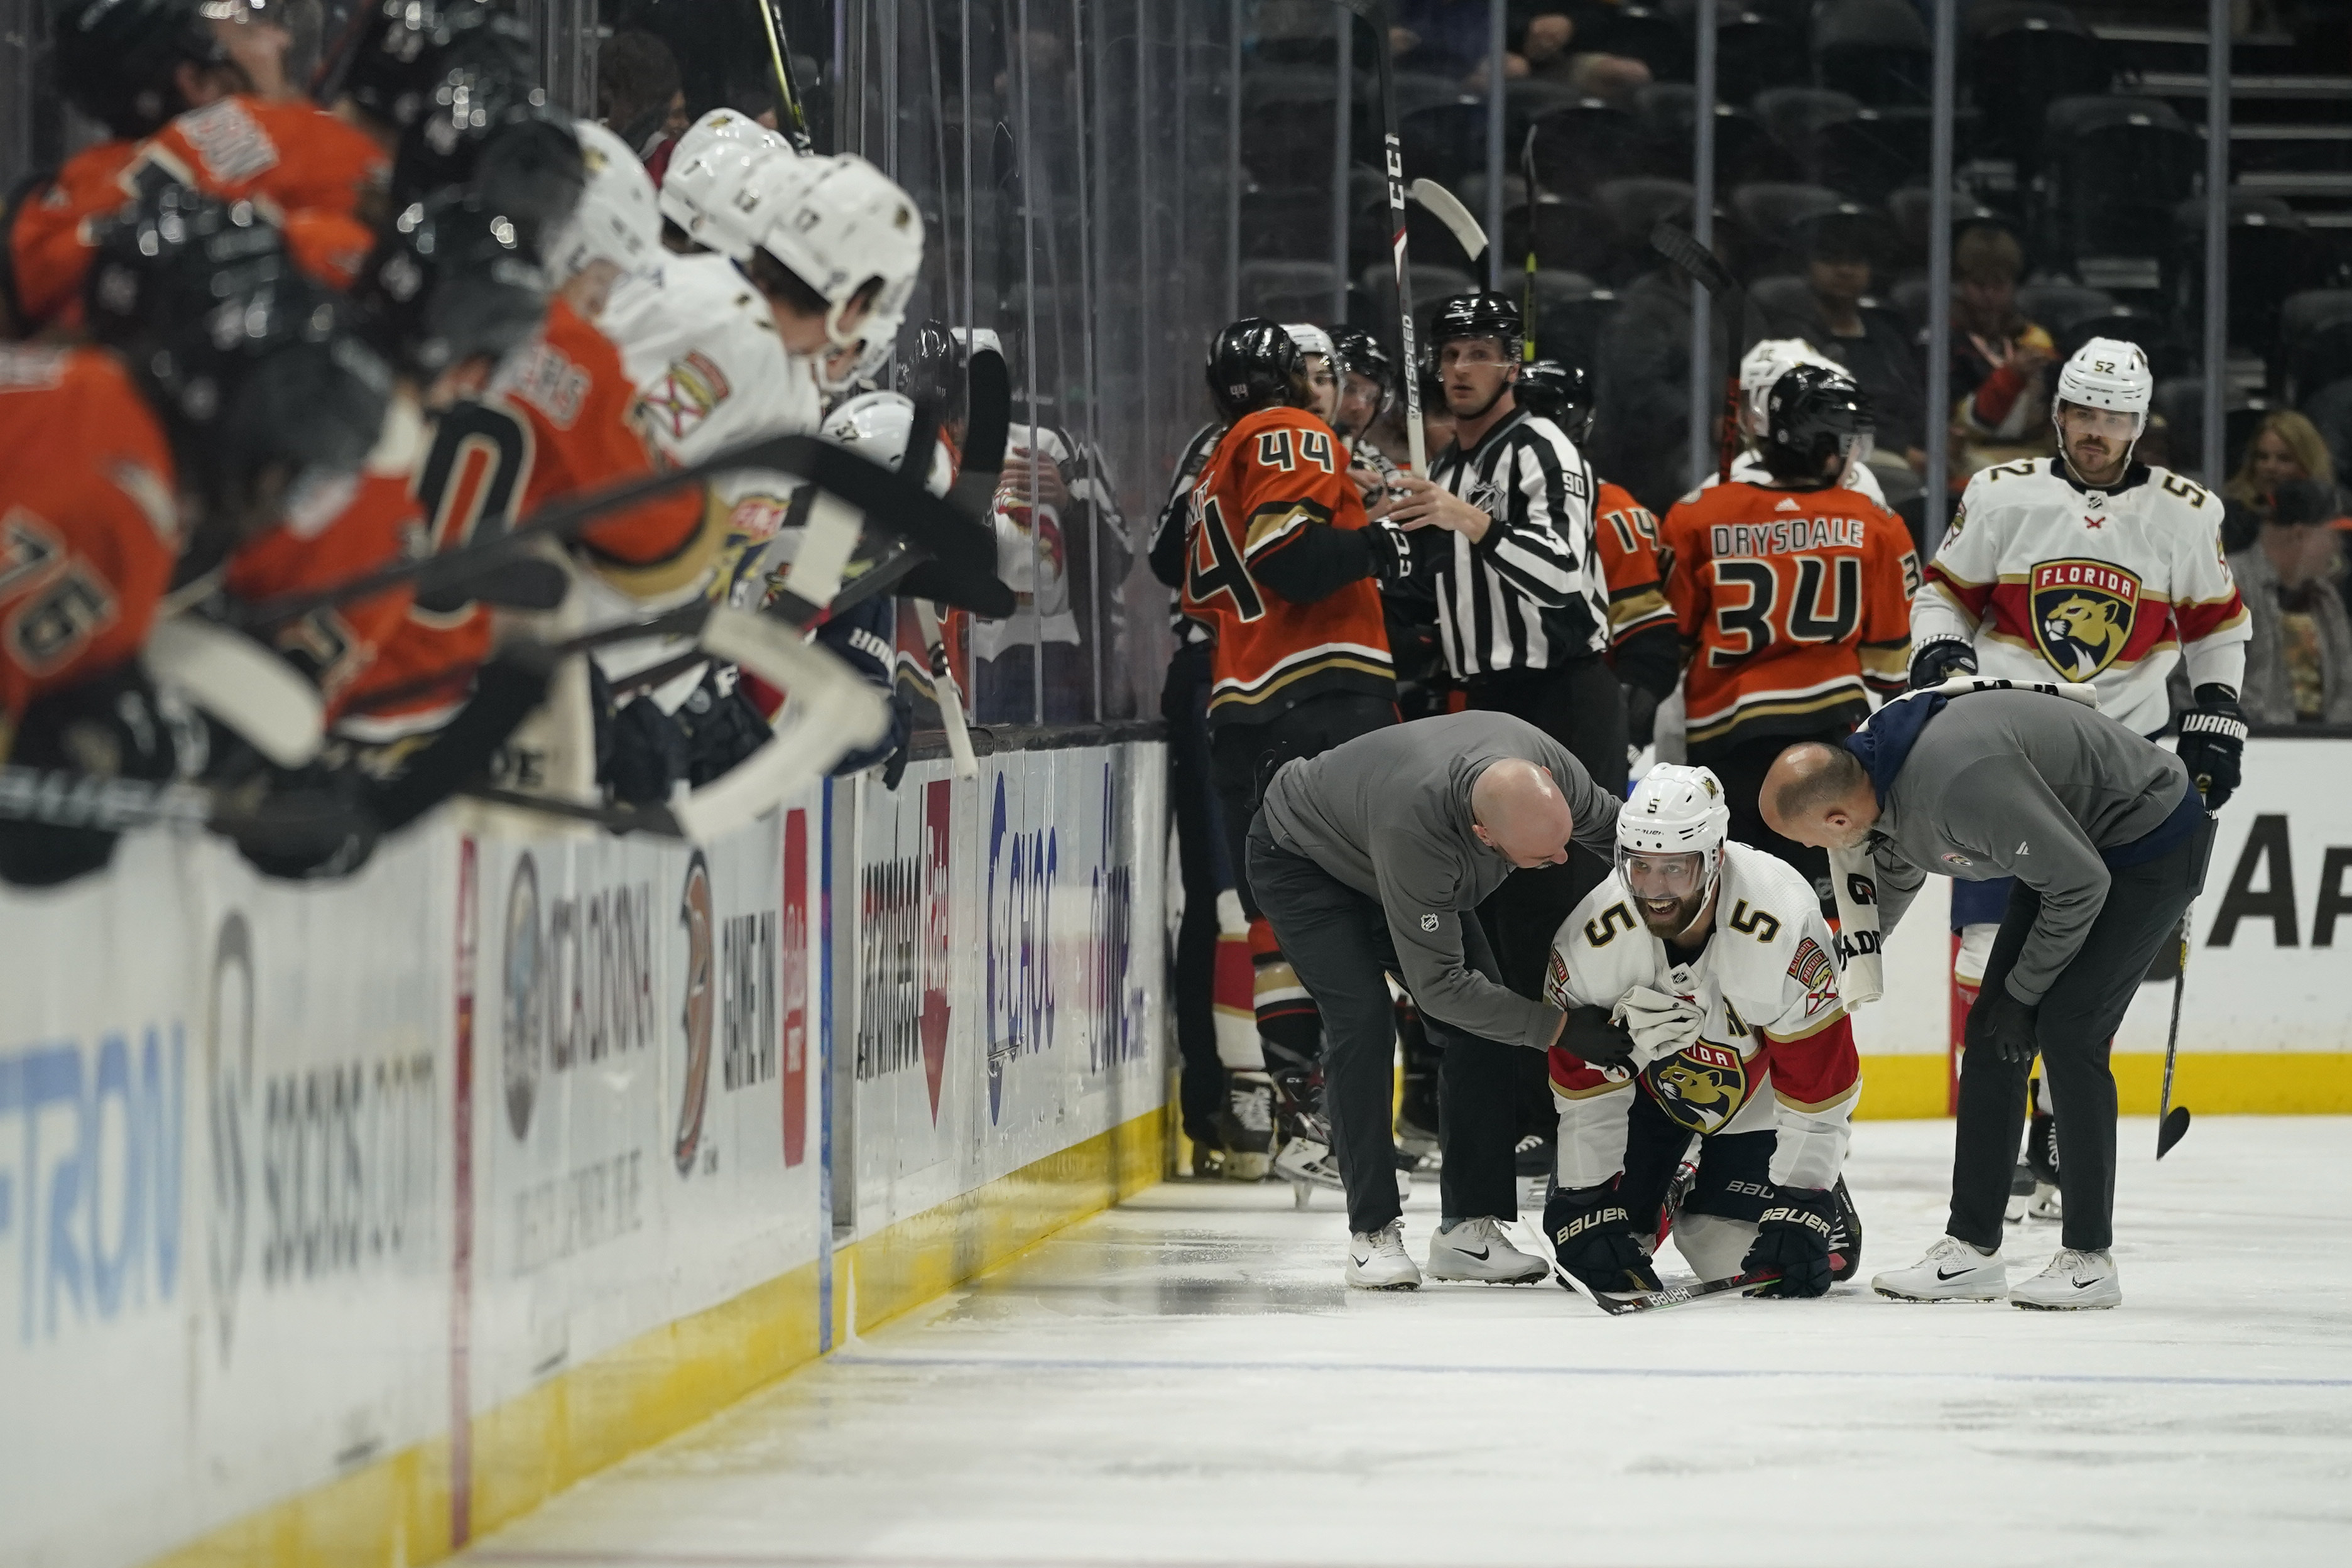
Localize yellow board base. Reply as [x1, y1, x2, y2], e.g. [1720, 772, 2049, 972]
[1856, 1052, 2352, 1119]
[141, 1105, 1170, 1568]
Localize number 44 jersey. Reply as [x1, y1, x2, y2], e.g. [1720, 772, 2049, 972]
[1659, 478, 1917, 760]
[1913, 459, 2250, 738]
[1544, 841, 1861, 1194]
[1178, 405, 1395, 730]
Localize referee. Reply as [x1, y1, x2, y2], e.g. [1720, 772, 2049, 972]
[1381, 294, 1627, 1002]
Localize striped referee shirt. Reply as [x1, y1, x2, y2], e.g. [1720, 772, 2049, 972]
[1148, 420, 1225, 645]
[1424, 407, 1609, 677]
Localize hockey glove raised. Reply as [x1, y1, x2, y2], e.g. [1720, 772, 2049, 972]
[1907, 636, 1978, 690]
[1545, 1180, 1662, 1295]
[1559, 1004, 1636, 1069]
[1965, 981, 2040, 1065]
[1743, 1185, 1840, 1298]
[2177, 684, 2247, 810]
[1366, 521, 1439, 584]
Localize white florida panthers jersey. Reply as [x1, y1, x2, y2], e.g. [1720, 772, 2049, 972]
[601, 251, 824, 543]
[1912, 458, 2250, 736]
[1544, 842, 1861, 1194]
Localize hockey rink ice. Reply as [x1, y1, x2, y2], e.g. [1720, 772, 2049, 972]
[459, 1116, 2352, 1568]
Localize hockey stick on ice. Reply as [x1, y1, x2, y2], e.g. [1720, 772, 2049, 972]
[1339, 0, 1426, 474]
[1549, 1253, 1782, 1315]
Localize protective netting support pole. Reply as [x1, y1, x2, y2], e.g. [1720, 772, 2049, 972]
[1484, 0, 1505, 293]
[1684, 0, 1718, 489]
[1332, 4, 1354, 323]
[1924, 0, 1956, 548]
[2202, 0, 2231, 484]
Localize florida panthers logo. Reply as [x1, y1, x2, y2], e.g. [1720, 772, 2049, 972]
[2030, 558, 2140, 679]
[1641, 1040, 1748, 1135]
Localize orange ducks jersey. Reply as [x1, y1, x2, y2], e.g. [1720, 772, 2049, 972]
[0, 348, 181, 736]
[340, 299, 711, 733]
[1594, 481, 1674, 649]
[1660, 477, 1917, 758]
[6, 96, 385, 330]
[1178, 405, 1393, 727]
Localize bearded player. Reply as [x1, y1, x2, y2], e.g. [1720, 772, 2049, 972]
[1540, 763, 1863, 1298]
[1909, 337, 2250, 1219]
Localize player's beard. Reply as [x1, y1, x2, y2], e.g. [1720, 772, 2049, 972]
[1635, 885, 1709, 942]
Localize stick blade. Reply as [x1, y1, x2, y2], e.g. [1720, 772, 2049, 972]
[1648, 220, 1737, 298]
[2157, 1105, 2192, 1160]
[1408, 177, 1488, 262]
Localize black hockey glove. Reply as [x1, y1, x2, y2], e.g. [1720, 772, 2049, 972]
[674, 668, 776, 788]
[2176, 684, 2247, 810]
[1559, 1004, 1636, 1070]
[1544, 1179, 1662, 1295]
[1366, 521, 1438, 584]
[1743, 1185, 1840, 1298]
[0, 667, 190, 888]
[1964, 981, 2040, 1065]
[1907, 636, 1978, 690]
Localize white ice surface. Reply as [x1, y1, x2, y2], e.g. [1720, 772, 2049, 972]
[460, 1116, 2352, 1568]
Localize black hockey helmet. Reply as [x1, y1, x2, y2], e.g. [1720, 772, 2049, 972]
[896, 319, 969, 426]
[354, 190, 550, 379]
[386, 21, 582, 247]
[1761, 363, 1875, 486]
[327, 0, 529, 132]
[83, 187, 393, 538]
[50, 0, 237, 139]
[1204, 317, 1304, 420]
[1513, 359, 1594, 444]
[1426, 291, 1523, 355]
[1329, 325, 1395, 405]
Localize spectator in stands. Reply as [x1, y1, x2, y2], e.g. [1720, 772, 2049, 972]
[1800, 216, 1925, 474]
[599, 30, 688, 164]
[1946, 224, 2055, 480]
[2228, 409, 2336, 514]
[2229, 479, 2352, 726]
[1391, 0, 1506, 82]
[1511, 7, 1650, 104]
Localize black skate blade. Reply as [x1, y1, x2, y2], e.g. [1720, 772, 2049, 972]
[2157, 1105, 2192, 1159]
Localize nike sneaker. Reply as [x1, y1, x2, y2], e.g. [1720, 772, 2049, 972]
[2010, 1246, 2119, 1310]
[1871, 1234, 2008, 1302]
[1425, 1216, 1550, 1284]
[1345, 1218, 1422, 1290]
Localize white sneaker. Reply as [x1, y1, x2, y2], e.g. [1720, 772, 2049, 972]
[2010, 1247, 2120, 1310]
[1871, 1235, 2008, 1302]
[1345, 1219, 1422, 1290]
[1425, 1216, 1550, 1284]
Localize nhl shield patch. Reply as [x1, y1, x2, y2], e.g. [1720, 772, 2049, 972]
[1642, 1040, 1748, 1135]
[2030, 558, 2140, 679]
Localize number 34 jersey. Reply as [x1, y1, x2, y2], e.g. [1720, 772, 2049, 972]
[1544, 842, 1861, 1194]
[1912, 459, 2250, 737]
[1659, 479, 1917, 758]
[1178, 405, 1394, 729]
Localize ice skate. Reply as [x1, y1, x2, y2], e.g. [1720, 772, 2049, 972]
[1212, 1070, 1276, 1180]
[1513, 1132, 1554, 1216]
[1345, 1219, 1421, 1290]
[1871, 1235, 2008, 1302]
[2004, 1160, 2034, 1223]
[2010, 1247, 2119, 1310]
[1273, 1131, 1344, 1207]
[1425, 1216, 1550, 1284]
[2026, 1180, 2062, 1223]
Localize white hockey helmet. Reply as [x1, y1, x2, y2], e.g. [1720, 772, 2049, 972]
[1740, 337, 1846, 435]
[1618, 763, 1731, 903]
[820, 389, 953, 496]
[745, 153, 927, 351]
[543, 120, 659, 285]
[1283, 322, 1334, 363]
[2053, 335, 2153, 432]
[658, 110, 794, 261]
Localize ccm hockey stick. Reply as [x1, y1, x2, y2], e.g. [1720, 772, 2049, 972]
[1410, 178, 1488, 265]
[1339, 0, 1425, 472]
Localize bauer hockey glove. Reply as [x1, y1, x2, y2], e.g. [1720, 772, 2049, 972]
[1907, 636, 1978, 690]
[1545, 1179, 1663, 1295]
[1743, 1186, 1840, 1298]
[1965, 982, 2040, 1065]
[2177, 684, 2247, 811]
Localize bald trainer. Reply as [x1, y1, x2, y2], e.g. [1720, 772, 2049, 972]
[1250, 710, 1621, 1288]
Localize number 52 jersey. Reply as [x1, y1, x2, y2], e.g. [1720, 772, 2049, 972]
[1544, 841, 1861, 1194]
[1912, 458, 2250, 737]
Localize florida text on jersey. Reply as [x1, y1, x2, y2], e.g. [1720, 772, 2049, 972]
[1179, 405, 1393, 724]
[1914, 458, 2250, 736]
[1661, 479, 1917, 754]
[1544, 842, 1861, 1194]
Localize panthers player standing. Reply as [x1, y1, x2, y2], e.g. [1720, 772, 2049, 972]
[1542, 764, 1862, 1298]
[1910, 337, 2250, 1219]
